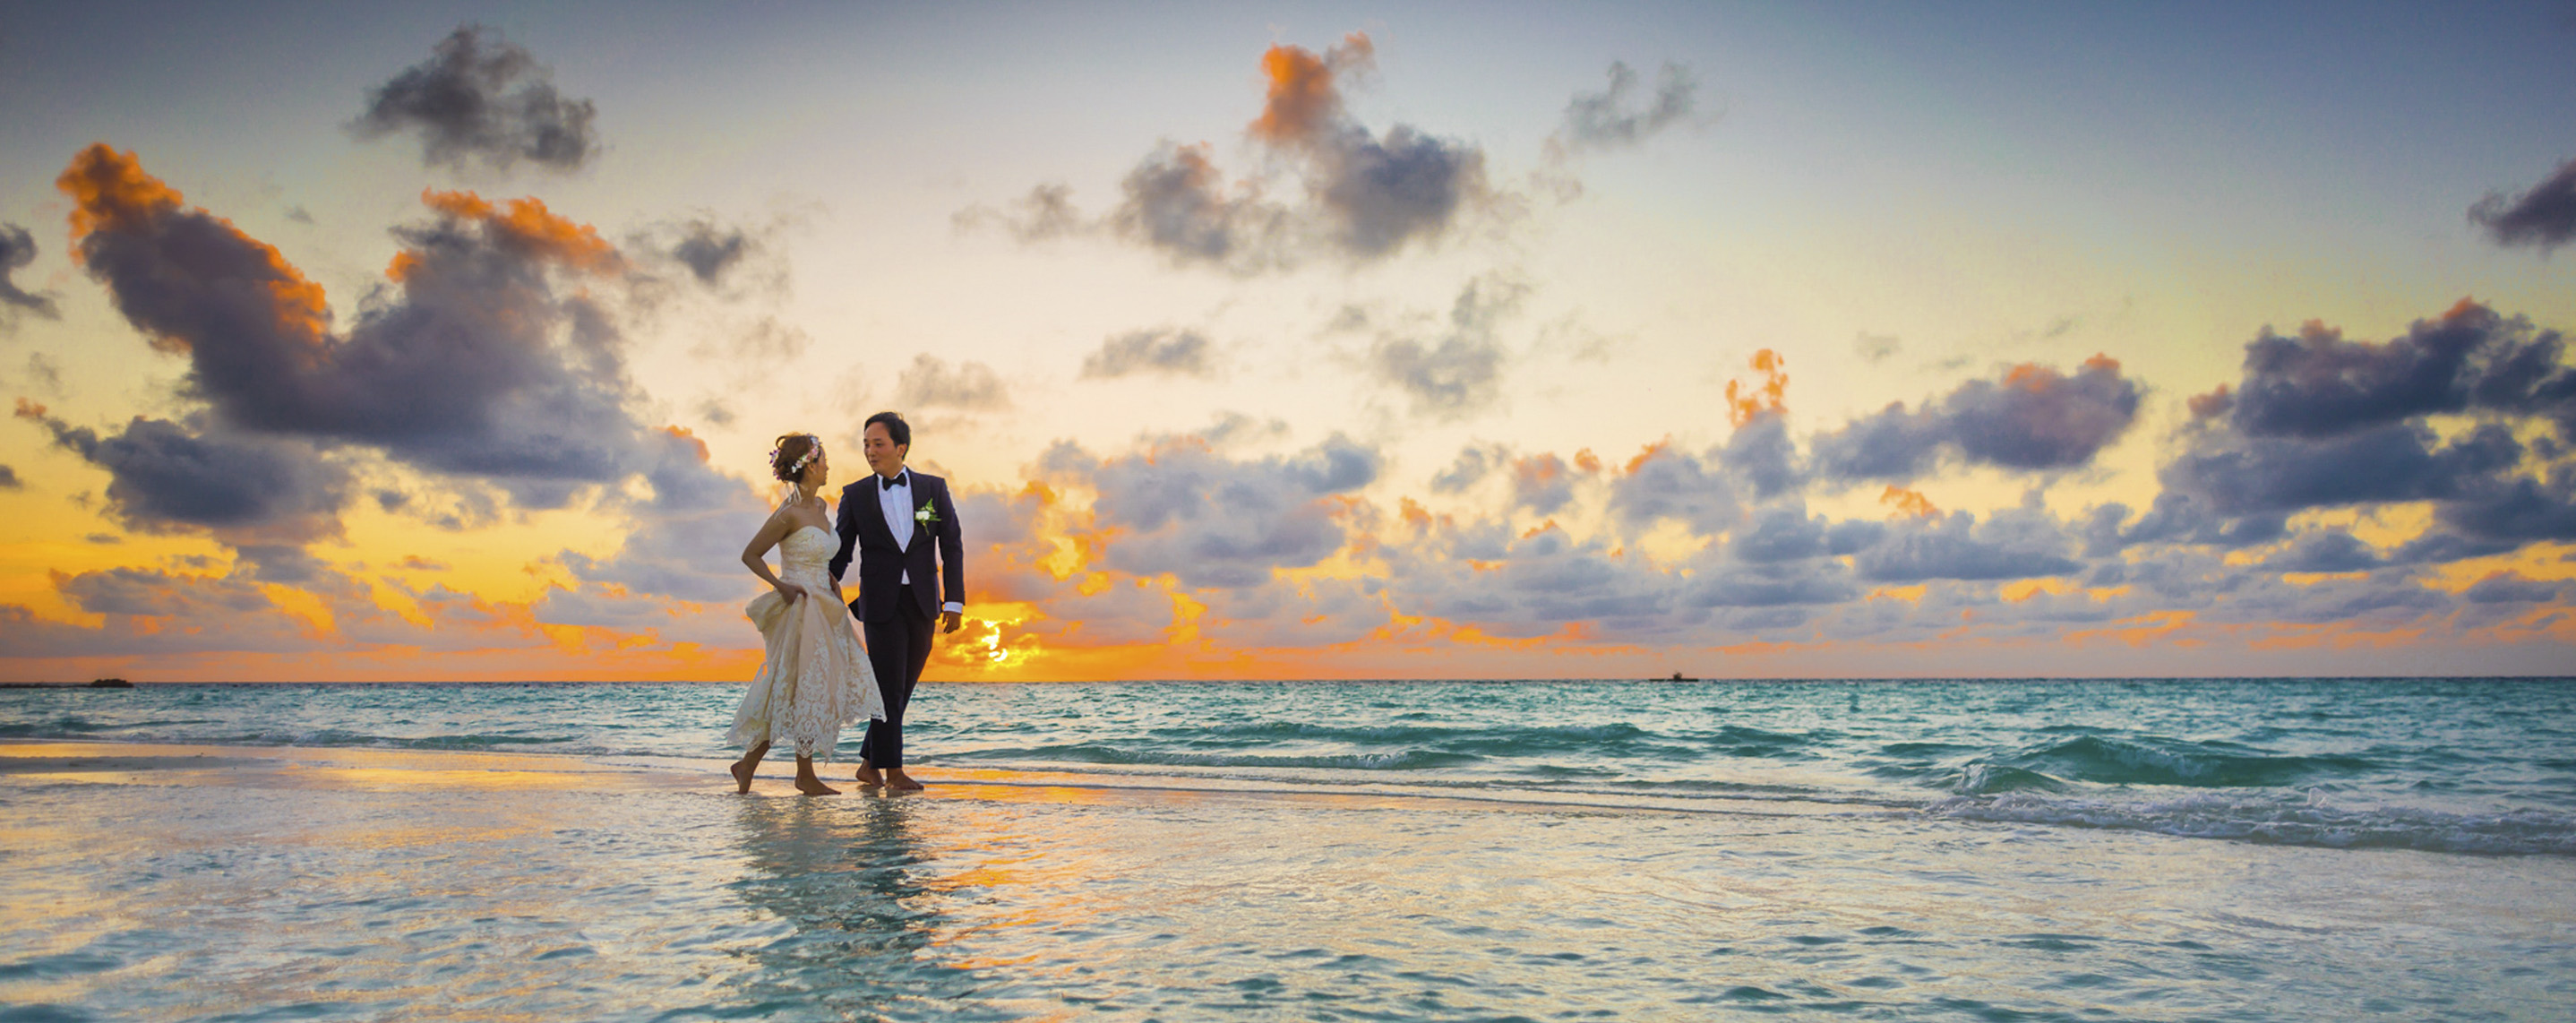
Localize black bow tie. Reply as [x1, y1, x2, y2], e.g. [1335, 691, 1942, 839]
[879, 472, 905, 492]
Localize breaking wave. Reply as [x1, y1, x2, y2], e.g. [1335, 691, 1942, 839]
[1928, 791, 2576, 855]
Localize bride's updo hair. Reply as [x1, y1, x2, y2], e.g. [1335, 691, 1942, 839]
[769, 434, 821, 482]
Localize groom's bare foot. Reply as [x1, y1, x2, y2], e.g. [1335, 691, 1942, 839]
[883, 768, 923, 792]
[854, 761, 884, 787]
[730, 760, 757, 794]
[794, 776, 841, 795]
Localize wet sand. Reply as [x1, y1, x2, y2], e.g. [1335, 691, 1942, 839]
[5, 739, 2571, 1021]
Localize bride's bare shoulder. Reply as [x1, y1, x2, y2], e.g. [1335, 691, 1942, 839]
[770, 494, 830, 530]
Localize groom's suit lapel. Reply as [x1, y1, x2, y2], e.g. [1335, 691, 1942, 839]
[906, 477, 942, 553]
[847, 481, 893, 549]
[893, 475, 932, 553]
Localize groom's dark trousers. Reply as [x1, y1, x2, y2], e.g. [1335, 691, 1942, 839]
[830, 469, 962, 772]
[859, 600, 932, 769]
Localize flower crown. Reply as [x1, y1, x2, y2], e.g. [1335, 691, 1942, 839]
[771, 435, 821, 478]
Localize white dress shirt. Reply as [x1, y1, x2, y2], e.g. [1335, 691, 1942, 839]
[875, 469, 963, 615]
[876, 469, 914, 553]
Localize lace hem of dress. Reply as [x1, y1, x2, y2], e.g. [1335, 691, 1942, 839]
[729, 564, 880, 759]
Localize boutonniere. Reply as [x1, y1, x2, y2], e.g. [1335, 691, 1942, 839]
[914, 502, 940, 525]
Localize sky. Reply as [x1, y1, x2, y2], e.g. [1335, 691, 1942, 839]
[1, 0, 2572, 682]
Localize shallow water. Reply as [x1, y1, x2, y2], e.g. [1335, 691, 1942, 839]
[4, 679, 2574, 1020]
[3, 744, 2571, 1021]
[6, 678, 2573, 854]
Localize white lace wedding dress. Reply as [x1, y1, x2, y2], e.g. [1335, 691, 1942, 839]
[730, 524, 883, 758]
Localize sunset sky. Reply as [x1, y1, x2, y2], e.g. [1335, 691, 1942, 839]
[3, 1, 2572, 682]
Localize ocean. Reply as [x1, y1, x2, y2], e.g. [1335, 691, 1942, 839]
[4, 678, 2572, 1020]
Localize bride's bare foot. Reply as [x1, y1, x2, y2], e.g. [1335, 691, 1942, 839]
[731, 742, 769, 794]
[854, 761, 884, 787]
[883, 767, 923, 792]
[791, 756, 838, 795]
[794, 776, 841, 795]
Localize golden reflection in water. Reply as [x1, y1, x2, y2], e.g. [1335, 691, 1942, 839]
[914, 795, 1173, 983]
[1, 740, 705, 795]
[724, 793, 977, 1013]
[933, 781, 1127, 806]
[721, 780, 1165, 993]
[15, 737, 2574, 1021]
[1, 745, 753, 1023]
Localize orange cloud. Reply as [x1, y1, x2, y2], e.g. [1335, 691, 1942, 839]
[418, 189, 622, 274]
[2462, 601, 2576, 646]
[59, 143, 331, 357]
[1514, 454, 1564, 486]
[930, 608, 1042, 675]
[1623, 438, 1671, 475]
[56, 142, 185, 241]
[2065, 610, 2196, 649]
[1360, 606, 1570, 652]
[2187, 383, 2234, 420]
[1167, 589, 1208, 645]
[660, 425, 708, 462]
[1251, 32, 1372, 145]
[1724, 348, 1787, 426]
[1879, 486, 1939, 520]
[2242, 620, 2427, 652]
[2004, 355, 2119, 394]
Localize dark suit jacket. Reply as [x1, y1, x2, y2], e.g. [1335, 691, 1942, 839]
[830, 469, 963, 623]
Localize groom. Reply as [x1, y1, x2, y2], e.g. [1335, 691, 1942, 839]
[829, 411, 963, 791]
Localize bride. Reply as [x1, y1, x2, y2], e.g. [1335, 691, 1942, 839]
[728, 433, 884, 795]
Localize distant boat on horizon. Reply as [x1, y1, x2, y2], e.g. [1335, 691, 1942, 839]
[0, 678, 132, 689]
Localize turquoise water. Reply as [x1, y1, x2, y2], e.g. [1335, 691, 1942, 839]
[4, 679, 2574, 1020]
[7, 678, 2573, 855]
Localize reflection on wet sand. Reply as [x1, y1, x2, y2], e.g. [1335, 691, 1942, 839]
[0, 753, 757, 1022]
[16, 741, 2566, 1021]
[0, 741, 711, 794]
[726, 795, 1004, 1019]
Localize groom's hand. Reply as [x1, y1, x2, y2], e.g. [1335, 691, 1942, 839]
[940, 610, 961, 634]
